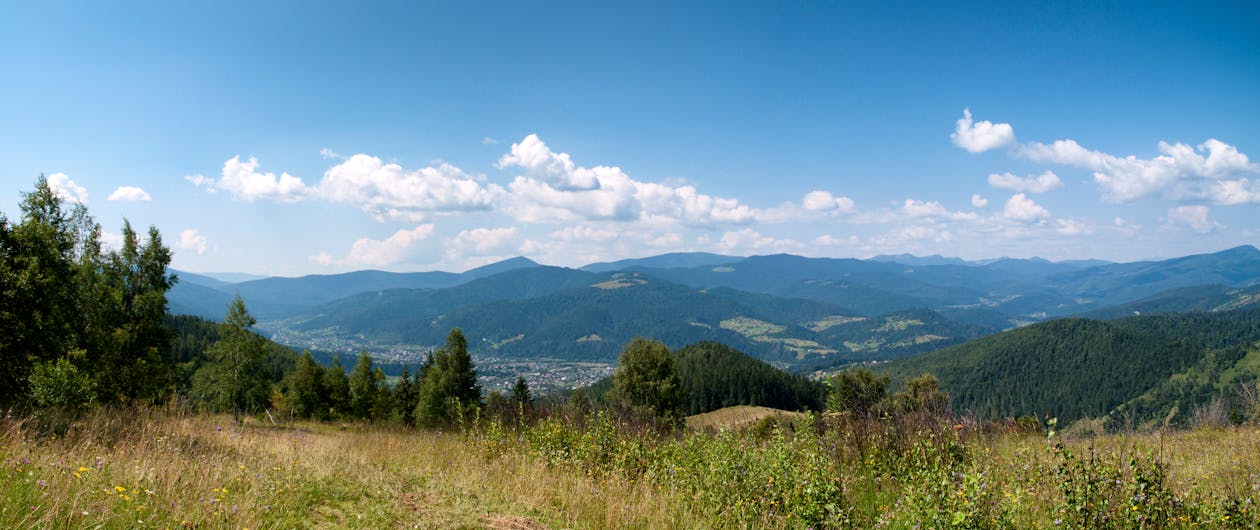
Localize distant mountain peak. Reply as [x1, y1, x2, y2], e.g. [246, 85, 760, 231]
[461, 256, 542, 279]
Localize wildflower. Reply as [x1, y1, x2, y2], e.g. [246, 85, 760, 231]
[115, 486, 127, 493]
[37, 480, 47, 488]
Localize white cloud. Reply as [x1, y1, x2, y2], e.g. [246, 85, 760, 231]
[499, 134, 760, 226]
[497, 134, 601, 190]
[308, 252, 334, 266]
[446, 226, 519, 255]
[1207, 178, 1260, 205]
[318, 154, 501, 222]
[319, 148, 343, 160]
[1164, 205, 1220, 234]
[101, 231, 124, 250]
[1002, 193, 1050, 221]
[971, 194, 988, 208]
[1017, 137, 1259, 203]
[344, 224, 436, 267]
[47, 173, 88, 204]
[185, 174, 215, 191]
[987, 171, 1063, 193]
[711, 228, 804, 253]
[518, 224, 686, 267]
[801, 190, 856, 213]
[482, 137, 499, 145]
[901, 199, 978, 221]
[178, 229, 208, 255]
[107, 186, 152, 202]
[215, 155, 312, 203]
[814, 234, 860, 247]
[950, 108, 1015, 153]
[1054, 218, 1093, 236]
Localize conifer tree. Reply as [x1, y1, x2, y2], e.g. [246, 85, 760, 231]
[415, 328, 481, 427]
[285, 351, 326, 419]
[323, 355, 350, 418]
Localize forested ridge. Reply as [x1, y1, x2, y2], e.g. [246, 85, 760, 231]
[884, 308, 1260, 426]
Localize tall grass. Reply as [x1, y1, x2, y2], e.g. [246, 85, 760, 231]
[3, 405, 1258, 528]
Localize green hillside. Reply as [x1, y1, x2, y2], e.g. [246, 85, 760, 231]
[883, 308, 1260, 425]
[579, 341, 825, 415]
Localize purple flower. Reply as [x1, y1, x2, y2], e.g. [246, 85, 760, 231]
[37, 480, 47, 488]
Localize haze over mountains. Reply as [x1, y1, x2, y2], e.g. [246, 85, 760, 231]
[168, 245, 1260, 372]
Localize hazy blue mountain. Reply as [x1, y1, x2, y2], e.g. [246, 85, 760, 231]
[167, 256, 542, 320]
[276, 268, 986, 367]
[580, 252, 741, 272]
[460, 256, 541, 279]
[173, 270, 234, 291]
[868, 254, 972, 267]
[198, 272, 270, 283]
[166, 280, 236, 320]
[1046, 245, 1260, 307]
[1079, 284, 1260, 319]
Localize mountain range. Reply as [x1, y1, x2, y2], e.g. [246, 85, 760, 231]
[167, 245, 1260, 373]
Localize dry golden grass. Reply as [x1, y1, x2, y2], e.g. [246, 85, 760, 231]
[0, 408, 708, 529]
[4, 406, 1259, 529]
[685, 405, 803, 431]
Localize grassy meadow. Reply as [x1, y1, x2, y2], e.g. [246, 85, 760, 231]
[3, 407, 1260, 529]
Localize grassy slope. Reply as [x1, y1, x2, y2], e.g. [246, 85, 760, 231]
[5, 408, 1260, 529]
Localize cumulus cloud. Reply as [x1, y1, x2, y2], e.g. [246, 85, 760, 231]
[901, 199, 978, 221]
[987, 171, 1063, 193]
[971, 194, 988, 208]
[319, 148, 343, 160]
[1002, 193, 1050, 221]
[950, 108, 1016, 153]
[497, 134, 601, 190]
[1017, 137, 1258, 203]
[1054, 218, 1093, 236]
[207, 156, 313, 202]
[518, 224, 686, 267]
[1164, 205, 1220, 234]
[444, 227, 519, 260]
[107, 186, 152, 202]
[801, 190, 856, 213]
[47, 173, 88, 204]
[344, 224, 436, 267]
[318, 154, 501, 222]
[482, 137, 499, 145]
[499, 134, 760, 226]
[711, 228, 804, 254]
[178, 229, 208, 255]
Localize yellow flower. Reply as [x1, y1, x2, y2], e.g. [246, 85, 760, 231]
[78, 467, 90, 473]
[115, 486, 127, 493]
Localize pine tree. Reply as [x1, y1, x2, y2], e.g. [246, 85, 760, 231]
[323, 355, 350, 419]
[415, 328, 481, 427]
[348, 350, 378, 419]
[285, 351, 326, 419]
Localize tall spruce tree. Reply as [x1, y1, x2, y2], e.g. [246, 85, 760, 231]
[415, 328, 481, 427]
[284, 351, 326, 419]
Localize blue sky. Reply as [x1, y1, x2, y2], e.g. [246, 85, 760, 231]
[2, 1, 1258, 275]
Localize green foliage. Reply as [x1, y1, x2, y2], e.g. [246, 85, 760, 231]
[883, 315, 1256, 423]
[27, 354, 96, 410]
[415, 328, 482, 427]
[826, 368, 888, 418]
[283, 351, 326, 419]
[0, 178, 175, 407]
[322, 355, 350, 418]
[192, 296, 270, 417]
[892, 374, 949, 415]
[610, 337, 682, 425]
[347, 351, 387, 420]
